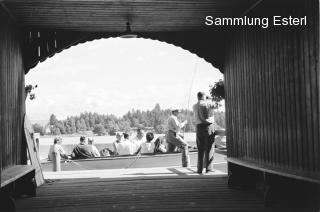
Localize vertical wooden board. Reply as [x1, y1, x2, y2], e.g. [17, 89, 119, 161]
[0, 9, 2, 180]
[256, 30, 264, 163]
[252, 29, 259, 162]
[260, 30, 268, 164]
[24, 115, 44, 186]
[302, 4, 314, 171]
[286, 27, 296, 168]
[308, 0, 319, 172]
[292, 27, 303, 170]
[262, 30, 269, 164]
[266, 28, 274, 166]
[271, 26, 279, 167]
[315, 0, 320, 172]
[236, 30, 242, 158]
[231, 34, 237, 158]
[265, 29, 272, 165]
[0, 6, 25, 171]
[243, 29, 249, 160]
[240, 29, 246, 159]
[247, 30, 253, 161]
[276, 28, 285, 168]
[278, 27, 288, 168]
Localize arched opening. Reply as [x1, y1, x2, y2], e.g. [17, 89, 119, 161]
[25, 37, 226, 177]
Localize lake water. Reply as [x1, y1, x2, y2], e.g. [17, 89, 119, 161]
[38, 133, 196, 160]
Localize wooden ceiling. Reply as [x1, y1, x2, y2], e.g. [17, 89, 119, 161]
[3, 0, 258, 32]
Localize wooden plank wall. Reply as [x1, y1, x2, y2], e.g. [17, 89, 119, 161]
[224, 0, 319, 180]
[0, 6, 26, 177]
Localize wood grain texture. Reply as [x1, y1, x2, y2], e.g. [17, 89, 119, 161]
[14, 176, 298, 211]
[225, 0, 320, 182]
[3, 0, 257, 32]
[0, 6, 26, 178]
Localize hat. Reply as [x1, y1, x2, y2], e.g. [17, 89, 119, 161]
[54, 137, 61, 144]
[171, 108, 181, 113]
[197, 91, 207, 99]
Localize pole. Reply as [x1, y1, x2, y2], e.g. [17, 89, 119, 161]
[52, 152, 61, 172]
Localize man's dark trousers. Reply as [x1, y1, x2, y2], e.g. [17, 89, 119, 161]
[196, 123, 216, 173]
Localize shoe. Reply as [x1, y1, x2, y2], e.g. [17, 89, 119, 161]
[206, 169, 215, 173]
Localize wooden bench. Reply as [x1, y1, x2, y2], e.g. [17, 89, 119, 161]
[1, 165, 36, 211]
[227, 157, 320, 208]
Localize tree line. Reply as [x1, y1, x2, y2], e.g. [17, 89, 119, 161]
[32, 103, 225, 136]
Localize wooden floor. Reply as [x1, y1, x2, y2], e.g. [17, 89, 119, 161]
[15, 167, 304, 212]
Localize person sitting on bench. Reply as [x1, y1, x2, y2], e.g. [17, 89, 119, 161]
[48, 137, 69, 161]
[71, 136, 94, 159]
[136, 132, 155, 154]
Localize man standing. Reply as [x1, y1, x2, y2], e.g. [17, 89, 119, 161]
[166, 108, 190, 167]
[193, 91, 217, 174]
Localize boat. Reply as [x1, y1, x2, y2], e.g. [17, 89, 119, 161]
[41, 148, 227, 172]
[41, 151, 197, 171]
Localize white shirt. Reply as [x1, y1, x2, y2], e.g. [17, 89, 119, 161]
[48, 144, 66, 161]
[89, 145, 100, 157]
[193, 100, 216, 125]
[167, 115, 185, 133]
[131, 137, 145, 152]
[113, 140, 134, 155]
[140, 142, 155, 154]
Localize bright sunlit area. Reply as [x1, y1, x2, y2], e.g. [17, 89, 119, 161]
[26, 38, 223, 122]
[25, 38, 225, 173]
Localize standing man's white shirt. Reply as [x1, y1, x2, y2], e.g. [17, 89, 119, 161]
[193, 100, 216, 125]
[167, 115, 186, 134]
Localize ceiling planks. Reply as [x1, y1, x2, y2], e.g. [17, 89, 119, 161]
[3, 0, 257, 32]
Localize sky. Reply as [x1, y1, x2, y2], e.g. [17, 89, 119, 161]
[25, 38, 223, 123]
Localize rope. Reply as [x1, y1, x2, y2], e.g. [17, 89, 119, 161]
[125, 153, 142, 169]
[67, 160, 94, 170]
[183, 57, 199, 137]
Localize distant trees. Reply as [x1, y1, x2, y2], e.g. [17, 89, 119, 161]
[93, 124, 106, 136]
[43, 103, 225, 135]
[32, 123, 45, 135]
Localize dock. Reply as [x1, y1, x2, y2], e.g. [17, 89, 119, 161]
[15, 165, 305, 211]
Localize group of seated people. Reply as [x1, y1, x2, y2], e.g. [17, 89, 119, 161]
[100, 129, 167, 157]
[48, 129, 168, 160]
[48, 136, 101, 160]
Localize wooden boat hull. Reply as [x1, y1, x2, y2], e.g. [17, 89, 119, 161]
[41, 152, 201, 171]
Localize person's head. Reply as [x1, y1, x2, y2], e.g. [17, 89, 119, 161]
[54, 137, 62, 144]
[123, 132, 129, 140]
[115, 132, 123, 141]
[197, 91, 206, 100]
[80, 136, 86, 144]
[171, 109, 180, 116]
[88, 138, 94, 145]
[136, 128, 144, 139]
[146, 132, 154, 142]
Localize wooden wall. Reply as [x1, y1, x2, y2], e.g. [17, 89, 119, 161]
[0, 6, 26, 177]
[224, 0, 319, 181]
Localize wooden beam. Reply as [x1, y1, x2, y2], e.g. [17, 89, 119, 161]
[241, 0, 263, 16]
[0, 2, 17, 23]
